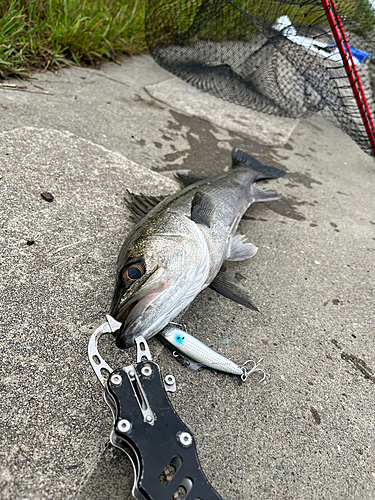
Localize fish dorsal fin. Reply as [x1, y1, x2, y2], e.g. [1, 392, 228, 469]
[228, 235, 258, 261]
[191, 192, 215, 228]
[175, 172, 207, 187]
[125, 190, 166, 222]
[231, 149, 285, 179]
[209, 271, 259, 312]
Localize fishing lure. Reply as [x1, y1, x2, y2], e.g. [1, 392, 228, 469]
[159, 325, 266, 382]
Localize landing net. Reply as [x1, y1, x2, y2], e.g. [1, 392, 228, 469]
[145, 0, 375, 157]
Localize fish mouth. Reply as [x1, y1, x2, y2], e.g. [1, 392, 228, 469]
[115, 294, 159, 348]
[111, 268, 171, 349]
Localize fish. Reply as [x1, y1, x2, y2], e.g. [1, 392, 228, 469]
[110, 149, 285, 348]
[158, 325, 266, 381]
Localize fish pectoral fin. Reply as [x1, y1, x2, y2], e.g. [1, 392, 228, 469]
[228, 235, 258, 261]
[125, 190, 166, 222]
[209, 271, 259, 312]
[191, 191, 215, 228]
[175, 172, 207, 187]
[250, 183, 280, 202]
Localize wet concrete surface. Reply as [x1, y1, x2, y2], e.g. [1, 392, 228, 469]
[145, 77, 298, 147]
[1, 55, 375, 500]
[156, 109, 286, 178]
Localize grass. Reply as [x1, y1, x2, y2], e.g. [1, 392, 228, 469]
[1, 0, 375, 79]
[0, 0, 147, 78]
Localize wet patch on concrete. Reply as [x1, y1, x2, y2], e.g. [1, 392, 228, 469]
[264, 196, 307, 221]
[163, 147, 190, 164]
[242, 194, 307, 222]
[155, 110, 285, 177]
[286, 172, 322, 189]
[331, 339, 375, 383]
[152, 110, 324, 223]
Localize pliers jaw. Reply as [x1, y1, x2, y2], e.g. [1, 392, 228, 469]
[87, 315, 122, 388]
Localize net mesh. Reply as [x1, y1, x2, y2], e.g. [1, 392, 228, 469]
[145, 0, 375, 156]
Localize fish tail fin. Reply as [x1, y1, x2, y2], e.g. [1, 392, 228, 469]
[231, 149, 285, 179]
[251, 183, 281, 202]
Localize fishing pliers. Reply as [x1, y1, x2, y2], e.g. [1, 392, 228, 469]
[88, 315, 223, 500]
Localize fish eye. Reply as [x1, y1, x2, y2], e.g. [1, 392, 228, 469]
[121, 263, 145, 282]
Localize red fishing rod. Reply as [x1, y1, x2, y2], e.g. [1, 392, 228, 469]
[321, 0, 375, 155]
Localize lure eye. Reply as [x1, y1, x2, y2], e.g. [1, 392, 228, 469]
[121, 263, 145, 283]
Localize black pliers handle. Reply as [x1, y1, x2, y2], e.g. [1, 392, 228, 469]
[88, 316, 223, 500]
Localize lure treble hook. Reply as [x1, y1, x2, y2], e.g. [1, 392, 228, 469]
[241, 358, 267, 382]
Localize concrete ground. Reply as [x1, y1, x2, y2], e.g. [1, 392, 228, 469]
[0, 55, 374, 500]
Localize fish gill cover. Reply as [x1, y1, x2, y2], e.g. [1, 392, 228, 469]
[145, 0, 375, 157]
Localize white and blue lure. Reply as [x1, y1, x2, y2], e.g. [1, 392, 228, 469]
[159, 325, 266, 382]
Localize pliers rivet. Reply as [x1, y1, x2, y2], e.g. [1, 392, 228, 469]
[178, 431, 193, 447]
[111, 374, 122, 386]
[141, 366, 153, 377]
[117, 419, 131, 433]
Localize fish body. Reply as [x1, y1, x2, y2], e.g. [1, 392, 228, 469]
[160, 325, 243, 375]
[110, 149, 284, 348]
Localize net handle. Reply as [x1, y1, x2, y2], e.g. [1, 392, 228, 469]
[321, 0, 375, 156]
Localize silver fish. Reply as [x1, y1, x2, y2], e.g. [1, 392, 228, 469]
[110, 149, 284, 348]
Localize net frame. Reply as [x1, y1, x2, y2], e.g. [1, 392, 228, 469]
[321, 0, 375, 155]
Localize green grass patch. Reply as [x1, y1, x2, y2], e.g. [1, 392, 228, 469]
[0, 0, 147, 78]
[1, 0, 375, 79]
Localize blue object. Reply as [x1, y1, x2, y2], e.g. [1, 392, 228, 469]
[348, 44, 371, 64]
[174, 333, 184, 344]
[328, 43, 371, 64]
